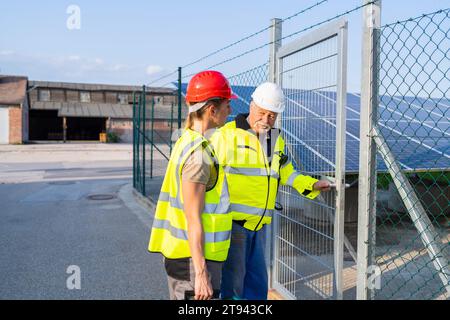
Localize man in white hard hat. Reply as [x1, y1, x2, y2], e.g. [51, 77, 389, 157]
[209, 82, 330, 300]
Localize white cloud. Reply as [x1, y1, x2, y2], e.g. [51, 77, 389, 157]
[110, 64, 128, 72]
[94, 58, 104, 65]
[0, 51, 148, 84]
[0, 50, 15, 56]
[67, 55, 81, 61]
[146, 65, 163, 75]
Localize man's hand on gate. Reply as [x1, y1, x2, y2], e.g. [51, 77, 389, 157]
[313, 180, 331, 192]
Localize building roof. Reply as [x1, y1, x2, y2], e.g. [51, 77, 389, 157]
[0, 75, 28, 105]
[29, 80, 175, 94]
[32, 101, 187, 120]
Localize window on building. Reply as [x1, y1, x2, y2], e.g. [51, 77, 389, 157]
[39, 89, 50, 101]
[118, 93, 128, 104]
[80, 91, 91, 103]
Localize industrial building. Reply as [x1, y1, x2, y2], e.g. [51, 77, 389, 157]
[0, 76, 29, 144]
[0, 75, 183, 144]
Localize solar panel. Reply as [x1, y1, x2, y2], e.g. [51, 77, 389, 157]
[179, 83, 450, 173]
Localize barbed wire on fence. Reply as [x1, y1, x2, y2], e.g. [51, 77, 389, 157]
[382, 7, 449, 28]
[182, 1, 375, 81]
[145, 0, 330, 87]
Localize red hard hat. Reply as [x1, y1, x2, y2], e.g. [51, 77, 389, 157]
[185, 70, 237, 103]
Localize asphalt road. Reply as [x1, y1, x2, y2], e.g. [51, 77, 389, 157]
[0, 143, 168, 299]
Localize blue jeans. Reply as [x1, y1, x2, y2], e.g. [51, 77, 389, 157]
[221, 222, 268, 300]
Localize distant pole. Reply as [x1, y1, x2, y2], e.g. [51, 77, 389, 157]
[150, 98, 155, 179]
[63, 117, 67, 143]
[178, 67, 182, 129]
[142, 85, 146, 196]
[132, 92, 136, 189]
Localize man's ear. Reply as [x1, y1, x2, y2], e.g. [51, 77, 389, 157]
[209, 105, 216, 115]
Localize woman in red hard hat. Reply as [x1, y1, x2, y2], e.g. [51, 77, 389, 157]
[148, 71, 236, 300]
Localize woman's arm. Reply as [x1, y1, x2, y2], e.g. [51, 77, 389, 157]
[182, 179, 213, 300]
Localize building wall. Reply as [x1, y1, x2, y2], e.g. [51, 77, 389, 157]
[29, 86, 177, 107]
[163, 95, 176, 105]
[151, 120, 175, 144]
[0, 106, 9, 144]
[105, 92, 117, 104]
[66, 90, 79, 102]
[9, 106, 23, 144]
[22, 97, 29, 142]
[27, 83, 178, 144]
[51, 89, 65, 102]
[110, 119, 133, 142]
[91, 92, 104, 103]
[29, 89, 38, 103]
[109, 119, 174, 143]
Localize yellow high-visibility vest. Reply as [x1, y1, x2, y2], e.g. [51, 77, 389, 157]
[210, 120, 320, 231]
[148, 129, 232, 261]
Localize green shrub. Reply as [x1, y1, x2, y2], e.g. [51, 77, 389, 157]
[106, 131, 120, 143]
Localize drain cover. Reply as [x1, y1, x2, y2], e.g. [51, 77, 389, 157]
[48, 181, 76, 185]
[87, 194, 116, 201]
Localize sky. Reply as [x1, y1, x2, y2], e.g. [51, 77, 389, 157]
[0, 0, 447, 93]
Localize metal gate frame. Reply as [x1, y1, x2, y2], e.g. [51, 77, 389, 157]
[271, 18, 348, 299]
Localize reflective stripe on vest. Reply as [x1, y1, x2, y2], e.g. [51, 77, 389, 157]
[158, 188, 229, 214]
[286, 171, 301, 187]
[229, 203, 273, 217]
[224, 166, 279, 179]
[153, 219, 231, 243]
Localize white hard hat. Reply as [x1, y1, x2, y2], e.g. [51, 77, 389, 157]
[251, 82, 285, 113]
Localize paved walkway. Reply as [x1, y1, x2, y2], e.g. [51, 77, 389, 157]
[0, 143, 168, 299]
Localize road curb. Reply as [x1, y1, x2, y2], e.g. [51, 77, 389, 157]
[132, 187, 157, 212]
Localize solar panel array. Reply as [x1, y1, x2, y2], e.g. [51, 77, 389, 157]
[179, 84, 450, 173]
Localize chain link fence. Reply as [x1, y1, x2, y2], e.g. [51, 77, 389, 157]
[133, 89, 182, 198]
[227, 63, 269, 118]
[369, 8, 450, 300]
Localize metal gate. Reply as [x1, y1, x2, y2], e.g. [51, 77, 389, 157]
[272, 19, 348, 299]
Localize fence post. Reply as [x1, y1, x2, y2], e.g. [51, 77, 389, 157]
[334, 20, 348, 301]
[357, 0, 381, 300]
[178, 67, 182, 129]
[269, 18, 282, 84]
[142, 85, 146, 197]
[268, 17, 282, 292]
[132, 92, 136, 189]
[150, 98, 155, 179]
[170, 102, 174, 154]
[136, 94, 142, 193]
